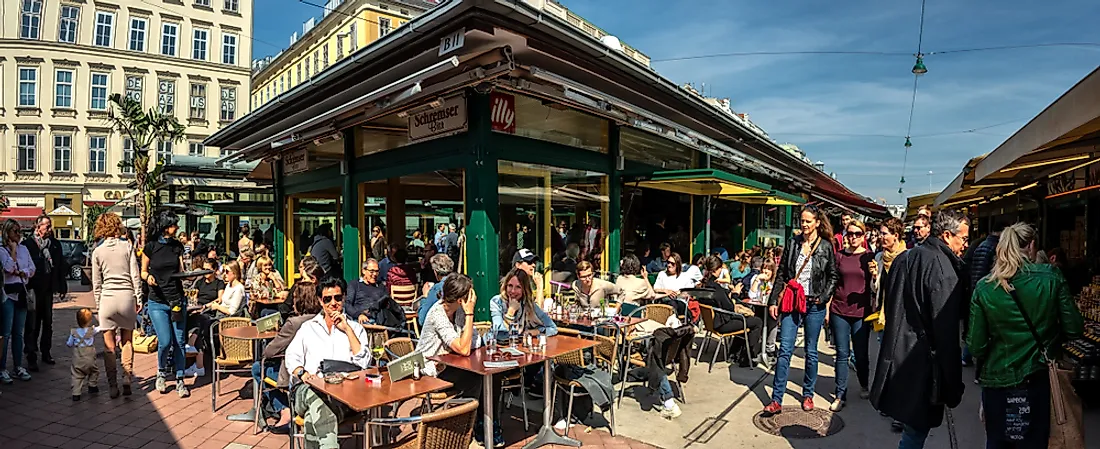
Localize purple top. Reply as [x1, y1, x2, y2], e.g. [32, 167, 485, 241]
[830, 249, 875, 318]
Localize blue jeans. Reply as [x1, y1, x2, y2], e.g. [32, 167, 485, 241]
[656, 377, 673, 402]
[830, 314, 870, 400]
[898, 424, 930, 449]
[251, 361, 288, 413]
[0, 298, 27, 371]
[147, 301, 186, 378]
[771, 302, 826, 403]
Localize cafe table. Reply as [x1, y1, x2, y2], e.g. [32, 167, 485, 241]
[430, 335, 599, 449]
[220, 325, 278, 431]
[303, 368, 452, 449]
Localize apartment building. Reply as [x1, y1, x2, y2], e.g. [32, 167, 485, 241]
[0, 0, 253, 237]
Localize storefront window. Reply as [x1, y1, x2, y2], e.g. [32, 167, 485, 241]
[358, 169, 465, 273]
[497, 161, 609, 279]
[506, 94, 608, 153]
[621, 127, 694, 170]
[287, 192, 341, 280]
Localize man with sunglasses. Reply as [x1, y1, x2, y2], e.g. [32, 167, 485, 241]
[285, 277, 372, 449]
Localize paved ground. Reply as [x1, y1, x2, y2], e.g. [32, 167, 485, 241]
[0, 283, 656, 449]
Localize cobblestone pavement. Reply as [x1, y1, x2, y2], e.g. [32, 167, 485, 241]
[0, 284, 657, 449]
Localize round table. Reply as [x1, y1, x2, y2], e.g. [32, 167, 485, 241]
[221, 325, 278, 432]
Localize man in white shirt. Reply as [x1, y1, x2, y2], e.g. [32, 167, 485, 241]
[285, 277, 371, 449]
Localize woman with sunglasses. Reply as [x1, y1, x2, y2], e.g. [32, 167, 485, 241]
[141, 210, 189, 397]
[248, 255, 286, 318]
[764, 205, 839, 415]
[653, 253, 694, 297]
[826, 219, 876, 412]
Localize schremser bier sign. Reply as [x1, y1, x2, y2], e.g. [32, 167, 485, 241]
[408, 96, 467, 142]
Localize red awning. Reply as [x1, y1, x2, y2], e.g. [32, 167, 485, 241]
[0, 207, 45, 228]
[83, 200, 116, 207]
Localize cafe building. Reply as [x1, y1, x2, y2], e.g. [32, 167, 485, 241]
[207, 0, 884, 317]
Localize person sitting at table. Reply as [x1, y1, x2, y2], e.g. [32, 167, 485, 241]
[653, 252, 695, 297]
[285, 277, 371, 449]
[490, 268, 558, 402]
[183, 259, 224, 378]
[615, 254, 656, 306]
[698, 256, 764, 368]
[571, 261, 624, 310]
[419, 274, 504, 447]
[253, 278, 321, 434]
[202, 261, 246, 318]
[345, 259, 385, 324]
[249, 255, 286, 318]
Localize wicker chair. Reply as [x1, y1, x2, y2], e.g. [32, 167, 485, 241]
[211, 317, 254, 413]
[366, 398, 478, 449]
[361, 324, 393, 362]
[616, 304, 685, 409]
[390, 284, 419, 307]
[695, 304, 751, 373]
[552, 328, 616, 437]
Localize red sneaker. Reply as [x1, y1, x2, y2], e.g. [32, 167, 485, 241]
[763, 401, 782, 415]
[802, 397, 815, 411]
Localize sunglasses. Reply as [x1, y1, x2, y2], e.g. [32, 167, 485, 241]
[322, 294, 344, 303]
[847, 232, 865, 238]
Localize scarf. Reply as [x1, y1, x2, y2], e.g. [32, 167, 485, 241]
[882, 240, 907, 273]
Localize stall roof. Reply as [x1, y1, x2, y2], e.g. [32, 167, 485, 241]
[627, 169, 770, 196]
[721, 189, 805, 206]
[906, 192, 939, 219]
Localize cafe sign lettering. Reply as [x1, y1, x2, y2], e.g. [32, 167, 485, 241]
[408, 97, 467, 142]
[283, 148, 309, 176]
[1047, 168, 1084, 197]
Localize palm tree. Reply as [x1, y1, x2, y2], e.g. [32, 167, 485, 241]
[105, 93, 185, 243]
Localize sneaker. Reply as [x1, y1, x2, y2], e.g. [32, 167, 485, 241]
[0, 371, 12, 384]
[109, 385, 120, 399]
[184, 365, 205, 378]
[177, 382, 190, 398]
[859, 388, 871, 400]
[763, 401, 782, 415]
[155, 375, 167, 394]
[184, 345, 198, 354]
[801, 396, 814, 412]
[554, 419, 572, 431]
[89, 386, 99, 394]
[890, 420, 904, 433]
[660, 403, 682, 420]
[829, 399, 844, 412]
[13, 367, 31, 381]
[42, 355, 55, 365]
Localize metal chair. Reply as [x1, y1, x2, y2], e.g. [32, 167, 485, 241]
[695, 304, 752, 373]
[364, 398, 478, 449]
[616, 304, 685, 409]
[211, 317, 254, 413]
[551, 328, 616, 437]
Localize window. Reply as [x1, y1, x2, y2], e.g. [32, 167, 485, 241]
[279, 76, 284, 93]
[125, 75, 143, 104]
[296, 64, 302, 85]
[349, 23, 357, 51]
[194, 0, 210, 6]
[161, 23, 178, 56]
[323, 44, 329, 68]
[128, 17, 146, 52]
[222, 33, 237, 65]
[379, 17, 391, 37]
[305, 58, 311, 78]
[53, 134, 72, 172]
[17, 134, 37, 171]
[336, 38, 344, 59]
[21, 0, 42, 39]
[94, 11, 114, 47]
[90, 73, 108, 110]
[220, 86, 236, 121]
[121, 138, 134, 174]
[189, 83, 206, 120]
[192, 29, 208, 61]
[188, 142, 205, 156]
[223, 0, 238, 12]
[156, 140, 173, 163]
[313, 52, 319, 73]
[54, 69, 74, 108]
[158, 79, 175, 114]
[58, 6, 80, 43]
[89, 136, 107, 173]
[18, 67, 37, 107]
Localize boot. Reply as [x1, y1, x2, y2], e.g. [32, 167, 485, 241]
[120, 339, 135, 389]
[103, 350, 120, 398]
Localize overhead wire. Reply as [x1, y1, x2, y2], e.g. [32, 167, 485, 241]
[899, 0, 927, 198]
[649, 42, 1100, 63]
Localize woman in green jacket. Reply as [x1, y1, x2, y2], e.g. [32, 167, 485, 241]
[968, 223, 1083, 448]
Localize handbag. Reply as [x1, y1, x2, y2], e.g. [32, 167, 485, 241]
[1007, 289, 1085, 449]
[779, 237, 820, 314]
[2, 246, 35, 313]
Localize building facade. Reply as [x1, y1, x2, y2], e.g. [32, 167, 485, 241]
[0, 0, 253, 237]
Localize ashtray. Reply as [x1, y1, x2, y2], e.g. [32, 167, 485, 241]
[323, 373, 345, 384]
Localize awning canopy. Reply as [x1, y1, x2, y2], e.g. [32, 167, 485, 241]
[164, 176, 267, 190]
[628, 169, 771, 197]
[906, 192, 939, 219]
[0, 207, 44, 227]
[721, 189, 805, 206]
[47, 205, 79, 217]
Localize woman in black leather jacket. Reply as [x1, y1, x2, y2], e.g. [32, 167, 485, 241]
[763, 205, 839, 415]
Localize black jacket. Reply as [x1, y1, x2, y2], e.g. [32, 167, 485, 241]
[768, 234, 839, 307]
[968, 234, 998, 293]
[23, 235, 66, 294]
[870, 237, 966, 430]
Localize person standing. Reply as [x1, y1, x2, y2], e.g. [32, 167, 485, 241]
[0, 219, 35, 383]
[871, 210, 970, 449]
[908, 215, 931, 249]
[141, 210, 191, 398]
[24, 216, 66, 370]
[433, 223, 447, 253]
[828, 220, 876, 411]
[968, 223, 1083, 448]
[91, 213, 142, 397]
[764, 205, 838, 414]
[311, 224, 341, 278]
[370, 225, 387, 263]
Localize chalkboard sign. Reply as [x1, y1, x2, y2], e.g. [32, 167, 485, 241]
[1002, 387, 1031, 441]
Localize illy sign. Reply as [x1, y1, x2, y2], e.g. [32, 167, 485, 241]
[490, 92, 516, 134]
[408, 96, 468, 142]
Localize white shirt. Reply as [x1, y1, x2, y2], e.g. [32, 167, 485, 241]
[284, 313, 372, 379]
[67, 327, 99, 348]
[684, 265, 704, 283]
[419, 301, 470, 376]
[654, 271, 696, 292]
[0, 244, 35, 303]
[222, 282, 246, 316]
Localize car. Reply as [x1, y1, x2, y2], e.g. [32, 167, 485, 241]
[58, 239, 88, 281]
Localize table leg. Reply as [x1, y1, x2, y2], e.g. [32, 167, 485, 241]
[483, 374, 495, 449]
[523, 359, 581, 449]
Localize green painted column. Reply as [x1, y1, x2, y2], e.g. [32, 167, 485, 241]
[745, 205, 761, 249]
[607, 125, 622, 273]
[691, 196, 708, 258]
[273, 159, 287, 274]
[783, 205, 794, 241]
[341, 128, 361, 282]
[465, 91, 499, 321]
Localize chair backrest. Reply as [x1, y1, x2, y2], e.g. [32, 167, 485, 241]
[384, 337, 416, 360]
[413, 398, 479, 449]
[698, 304, 717, 333]
[642, 304, 675, 326]
[361, 324, 392, 362]
[217, 317, 254, 362]
[390, 284, 419, 305]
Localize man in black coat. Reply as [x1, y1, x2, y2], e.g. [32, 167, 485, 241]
[24, 216, 67, 370]
[870, 210, 970, 448]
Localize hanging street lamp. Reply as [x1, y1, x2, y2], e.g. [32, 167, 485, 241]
[912, 55, 928, 75]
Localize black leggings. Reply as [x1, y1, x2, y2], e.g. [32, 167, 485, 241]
[716, 316, 764, 359]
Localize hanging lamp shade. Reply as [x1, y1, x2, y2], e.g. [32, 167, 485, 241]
[900, 176, 906, 184]
[904, 136, 913, 148]
[898, 187, 904, 194]
[912, 56, 928, 75]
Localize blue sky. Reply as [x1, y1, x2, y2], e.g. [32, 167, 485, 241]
[255, 0, 1100, 203]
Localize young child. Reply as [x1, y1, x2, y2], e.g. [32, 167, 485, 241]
[68, 308, 100, 401]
